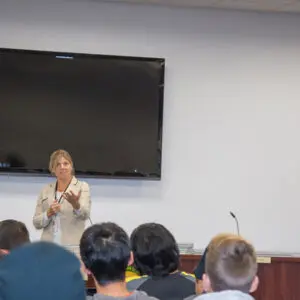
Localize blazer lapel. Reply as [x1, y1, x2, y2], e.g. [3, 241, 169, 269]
[47, 182, 56, 206]
[65, 176, 79, 194]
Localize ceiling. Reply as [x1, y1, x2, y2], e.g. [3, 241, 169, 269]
[104, 0, 300, 13]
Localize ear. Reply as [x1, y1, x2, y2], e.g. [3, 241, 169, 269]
[0, 249, 9, 256]
[202, 273, 212, 293]
[249, 276, 259, 293]
[80, 262, 92, 275]
[128, 251, 134, 266]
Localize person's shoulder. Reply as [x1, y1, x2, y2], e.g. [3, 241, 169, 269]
[73, 177, 90, 190]
[133, 290, 159, 300]
[184, 295, 197, 300]
[180, 271, 196, 281]
[126, 275, 149, 291]
[80, 180, 90, 189]
[189, 291, 255, 300]
[126, 274, 148, 283]
[40, 180, 56, 193]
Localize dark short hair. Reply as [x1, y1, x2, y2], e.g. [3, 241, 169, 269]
[80, 222, 130, 286]
[0, 219, 30, 250]
[205, 233, 257, 293]
[130, 223, 179, 277]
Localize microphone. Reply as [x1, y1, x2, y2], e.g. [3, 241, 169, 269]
[229, 211, 240, 236]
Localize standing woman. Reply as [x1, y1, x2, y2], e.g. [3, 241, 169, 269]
[33, 149, 91, 245]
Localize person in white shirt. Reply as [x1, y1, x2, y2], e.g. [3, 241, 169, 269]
[33, 149, 91, 246]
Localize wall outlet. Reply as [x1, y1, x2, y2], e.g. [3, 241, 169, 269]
[257, 256, 271, 264]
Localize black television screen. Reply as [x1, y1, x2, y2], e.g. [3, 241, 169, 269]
[0, 48, 165, 179]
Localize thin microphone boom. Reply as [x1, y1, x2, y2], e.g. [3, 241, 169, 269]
[229, 211, 240, 236]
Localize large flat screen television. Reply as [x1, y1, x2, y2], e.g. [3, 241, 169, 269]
[0, 48, 165, 179]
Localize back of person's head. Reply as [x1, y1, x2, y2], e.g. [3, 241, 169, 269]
[0, 219, 30, 258]
[203, 233, 259, 294]
[0, 241, 85, 300]
[80, 222, 131, 286]
[130, 222, 179, 277]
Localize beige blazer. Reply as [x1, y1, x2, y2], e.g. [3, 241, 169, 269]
[33, 176, 91, 246]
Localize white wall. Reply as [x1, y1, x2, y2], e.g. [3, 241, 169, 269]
[1, 0, 300, 254]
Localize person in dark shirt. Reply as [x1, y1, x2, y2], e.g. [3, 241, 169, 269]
[127, 223, 195, 300]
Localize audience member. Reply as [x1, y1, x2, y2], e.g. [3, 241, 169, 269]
[0, 241, 85, 300]
[189, 233, 258, 300]
[0, 219, 30, 259]
[127, 223, 195, 300]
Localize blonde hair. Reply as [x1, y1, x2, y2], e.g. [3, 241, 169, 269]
[205, 233, 257, 293]
[48, 149, 74, 175]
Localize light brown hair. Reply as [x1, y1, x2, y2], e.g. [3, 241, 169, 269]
[48, 149, 74, 175]
[205, 233, 257, 293]
[0, 219, 30, 253]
